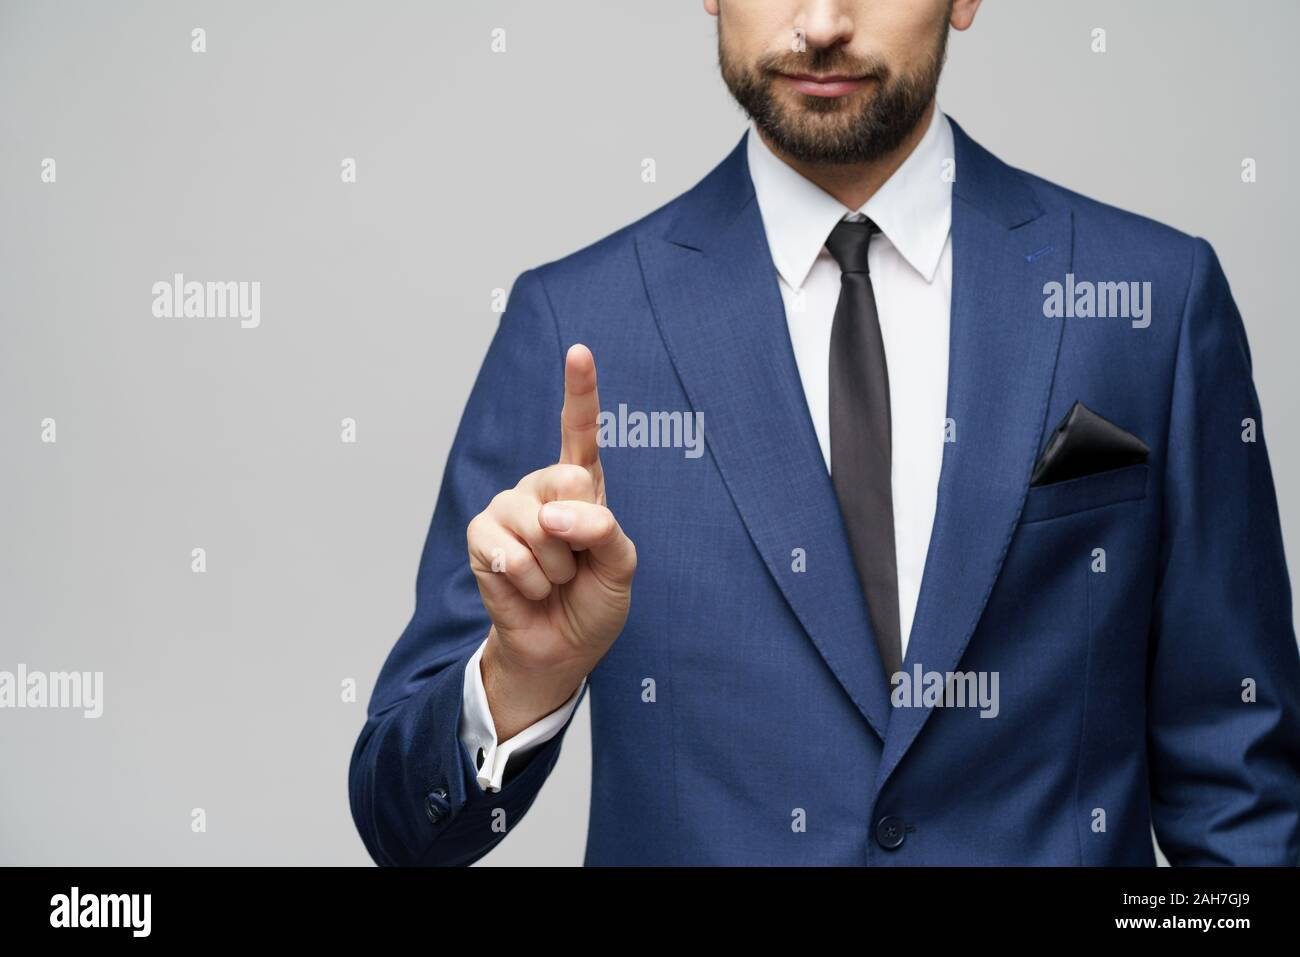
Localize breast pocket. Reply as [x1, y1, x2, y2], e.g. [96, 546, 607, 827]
[1020, 463, 1149, 524]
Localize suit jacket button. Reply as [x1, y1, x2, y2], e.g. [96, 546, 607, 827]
[876, 815, 906, 850]
[425, 787, 450, 825]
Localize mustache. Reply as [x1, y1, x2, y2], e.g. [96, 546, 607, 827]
[756, 47, 889, 82]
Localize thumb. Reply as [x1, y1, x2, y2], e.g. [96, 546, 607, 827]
[539, 501, 636, 580]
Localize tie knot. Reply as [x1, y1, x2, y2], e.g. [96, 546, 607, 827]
[825, 218, 878, 274]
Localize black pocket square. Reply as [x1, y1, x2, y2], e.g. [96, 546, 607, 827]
[1029, 401, 1149, 486]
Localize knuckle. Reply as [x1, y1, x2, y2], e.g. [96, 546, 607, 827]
[551, 463, 594, 498]
[520, 573, 552, 599]
[519, 467, 548, 490]
[501, 549, 547, 596]
[521, 527, 550, 553]
[519, 514, 552, 549]
[499, 544, 530, 577]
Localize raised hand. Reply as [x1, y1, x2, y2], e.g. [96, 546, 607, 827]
[467, 344, 636, 739]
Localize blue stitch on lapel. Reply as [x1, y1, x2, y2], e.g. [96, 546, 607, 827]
[1025, 245, 1054, 263]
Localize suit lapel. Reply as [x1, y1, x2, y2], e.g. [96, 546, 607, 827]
[635, 134, 892, 739]
[876, 119, 1074, 786]
[634, 121, 1073, 753]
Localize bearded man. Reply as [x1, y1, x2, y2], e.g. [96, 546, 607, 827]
[350, 0, 1300, 867]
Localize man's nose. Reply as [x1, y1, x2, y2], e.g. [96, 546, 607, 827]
[795, 0, 855, 51]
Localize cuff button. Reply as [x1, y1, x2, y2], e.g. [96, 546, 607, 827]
[425, 787, 450, 825]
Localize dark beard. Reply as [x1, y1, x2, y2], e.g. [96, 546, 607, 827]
[718, 26, 948, 165]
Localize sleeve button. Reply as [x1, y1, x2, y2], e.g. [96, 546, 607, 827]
[425, 787, 450, 825]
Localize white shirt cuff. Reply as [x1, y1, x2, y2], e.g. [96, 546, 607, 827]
[458, 638, 584, 793]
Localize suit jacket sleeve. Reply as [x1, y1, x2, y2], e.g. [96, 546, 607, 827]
[348, 268, 582, 866]
[1147, 237, 1300, 865]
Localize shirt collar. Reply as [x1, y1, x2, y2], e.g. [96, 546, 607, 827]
[746, 105, 953, 287]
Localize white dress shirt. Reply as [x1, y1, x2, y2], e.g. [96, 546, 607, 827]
[459, 639, 583, 793]
[459, 106, 955, 793]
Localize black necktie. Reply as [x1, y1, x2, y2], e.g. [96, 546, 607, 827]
[825, 218, 902, 682]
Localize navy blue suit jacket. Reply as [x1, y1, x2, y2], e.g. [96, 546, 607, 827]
[350, 118, 1300, 866]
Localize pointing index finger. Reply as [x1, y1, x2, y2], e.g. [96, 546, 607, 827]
[559, 343, 602, 469]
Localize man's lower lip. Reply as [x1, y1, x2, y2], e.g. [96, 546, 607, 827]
[781, 74, 868, 97]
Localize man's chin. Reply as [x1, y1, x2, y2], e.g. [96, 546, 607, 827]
[771, 88, 882, 143]
[764, 112, 865, 153]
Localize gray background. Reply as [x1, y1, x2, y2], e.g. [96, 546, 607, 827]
[1, 0, 1294, 865]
